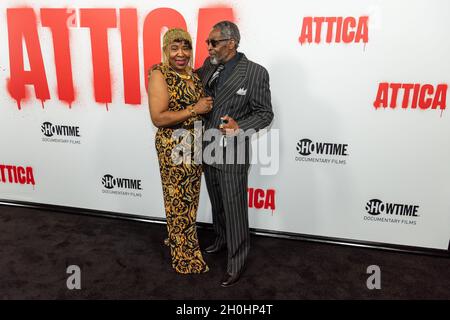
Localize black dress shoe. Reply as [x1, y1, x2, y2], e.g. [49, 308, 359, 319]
[221, 271, 242, 287]
[203, 243, 226, 254]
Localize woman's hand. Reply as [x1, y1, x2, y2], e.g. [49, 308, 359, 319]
[193, 96, 214, 115]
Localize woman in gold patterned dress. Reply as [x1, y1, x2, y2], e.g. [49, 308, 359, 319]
[148, 29, 213, 274]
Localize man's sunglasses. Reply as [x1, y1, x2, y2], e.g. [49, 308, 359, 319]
[205, 38, 231, 47]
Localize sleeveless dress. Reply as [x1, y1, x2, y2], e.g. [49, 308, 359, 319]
[151, 63, 209, 274]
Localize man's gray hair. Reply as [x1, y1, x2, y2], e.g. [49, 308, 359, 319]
[213, 21, 240, 49]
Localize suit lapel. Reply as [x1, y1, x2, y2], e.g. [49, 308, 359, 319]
[214, 54, 248, 108]
[202, 62, 216, 89]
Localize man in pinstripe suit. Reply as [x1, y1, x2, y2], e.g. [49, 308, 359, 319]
[197, 21, 274, 287]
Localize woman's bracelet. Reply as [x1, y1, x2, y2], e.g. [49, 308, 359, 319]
[187, 104, 197, 117]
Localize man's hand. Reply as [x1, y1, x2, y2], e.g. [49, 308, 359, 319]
[219, 115, 240, 135]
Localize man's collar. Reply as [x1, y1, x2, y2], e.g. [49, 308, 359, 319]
[222, 52, 242, 69]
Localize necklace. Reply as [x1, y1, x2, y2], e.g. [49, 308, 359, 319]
[169, 65, 193, 80]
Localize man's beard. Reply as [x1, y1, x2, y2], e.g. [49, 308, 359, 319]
[210, 56, 219, 65]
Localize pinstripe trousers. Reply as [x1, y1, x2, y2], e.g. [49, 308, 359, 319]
[204, 164, 250, 274]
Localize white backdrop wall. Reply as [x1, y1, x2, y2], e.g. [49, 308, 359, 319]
[0, 0, 449, 250]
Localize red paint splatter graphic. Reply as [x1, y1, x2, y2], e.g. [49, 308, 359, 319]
[6, 6, 235, 110]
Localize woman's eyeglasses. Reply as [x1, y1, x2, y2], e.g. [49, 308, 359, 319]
[205, 38, 231, 48]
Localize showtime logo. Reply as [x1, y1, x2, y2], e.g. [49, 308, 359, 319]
[299, 16, 368, 44]
[373, 83, 447, 111]
[248, 188, 276, 212]
[41, 122, 80, 137]
[295, 138, 348, 165]
[0, 164, 35, 185]
[365, 199, 419, 217]
[102, 174, 142, 190]
[296, 138, 348, 157]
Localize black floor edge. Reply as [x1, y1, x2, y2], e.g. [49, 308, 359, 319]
[1, 199, 448, 258]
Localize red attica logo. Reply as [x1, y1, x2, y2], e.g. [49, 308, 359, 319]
[0, 164, 35, 185]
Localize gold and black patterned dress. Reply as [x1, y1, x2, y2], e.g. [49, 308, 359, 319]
[151, 63, 208, 274]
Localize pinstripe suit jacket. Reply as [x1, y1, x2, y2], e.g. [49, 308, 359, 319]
[197, 54, 274, 172]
